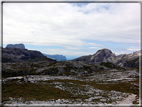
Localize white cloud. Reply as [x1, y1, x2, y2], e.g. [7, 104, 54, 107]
[127, 48, 140, 51]
[3, 3, 140, 56]
[89, 47, 98, 49]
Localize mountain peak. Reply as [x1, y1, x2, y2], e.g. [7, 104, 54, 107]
[6, 43, 25, 49]
[91, 48, 116, 63]
[96, 48, 112, 54]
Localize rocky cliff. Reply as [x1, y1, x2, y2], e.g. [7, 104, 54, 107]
[2, 47, 55, 63]
[6, 43, 26, 49]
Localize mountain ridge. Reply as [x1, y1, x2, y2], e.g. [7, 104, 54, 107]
[72, 48, 140, 68]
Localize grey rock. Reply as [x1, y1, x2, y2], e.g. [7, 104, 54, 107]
[90, 48, 117, 63]
[6, 43, 25, 49]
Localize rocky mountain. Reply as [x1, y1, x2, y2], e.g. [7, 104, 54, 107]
[43, 53, 67, 61]
[6, 43, 26, 49]
[2, 47, 55, 63]
[73, 49, 117, 63]
[90, 49, 117, 63]
[73, 48, 140, 68]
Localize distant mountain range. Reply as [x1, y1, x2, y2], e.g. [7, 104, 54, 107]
[4, 44, 67, 61]
[2, 44, 141, 78]
[42, 53, 67, 61]
[72, 48, 140, 68]
[3, 44, 141, 68]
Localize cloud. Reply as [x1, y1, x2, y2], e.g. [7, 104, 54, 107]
[127, 48, 140, 51]
[3, 3, 140, 56]
[89, 47, 98, 49]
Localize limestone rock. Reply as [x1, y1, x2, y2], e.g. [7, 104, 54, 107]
[6, 43, 25, 49]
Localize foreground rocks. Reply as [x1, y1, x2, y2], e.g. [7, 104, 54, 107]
[2, 69, 140, 106]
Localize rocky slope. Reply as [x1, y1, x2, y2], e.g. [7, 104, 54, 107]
[116, 51, 140, 68]
[2, 47, 55, 63]
[2, 60, 124, 77]
[6, 43, 25, 49]
[73, 49, 140, 68]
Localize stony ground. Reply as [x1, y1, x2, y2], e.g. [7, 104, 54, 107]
[2, 69, 140, 106]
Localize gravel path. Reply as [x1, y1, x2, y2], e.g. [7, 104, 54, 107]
[116, 94, 136, 105]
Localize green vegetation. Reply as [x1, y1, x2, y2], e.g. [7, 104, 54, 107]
[2, 82, 73, 102]
[90, 79, 139, 96]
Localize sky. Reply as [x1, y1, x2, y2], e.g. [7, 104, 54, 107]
[3, 2, 140, 60]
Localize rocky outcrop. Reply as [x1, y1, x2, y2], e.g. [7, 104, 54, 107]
[116, 51, 140, 68]
[90, 49, 117, 63]
[2, 47, 55, 63]
[6, 43, 25, 49]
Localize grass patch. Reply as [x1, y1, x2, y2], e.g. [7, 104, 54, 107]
[2, 82, 74, 102]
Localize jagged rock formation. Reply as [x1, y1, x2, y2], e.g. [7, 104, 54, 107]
[73, 48, 140, 68]
[2, 47, 55, 63]
[43, 53, 67, 61]
[6, 43, 25, 49]
[116, 51, 140, 68]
